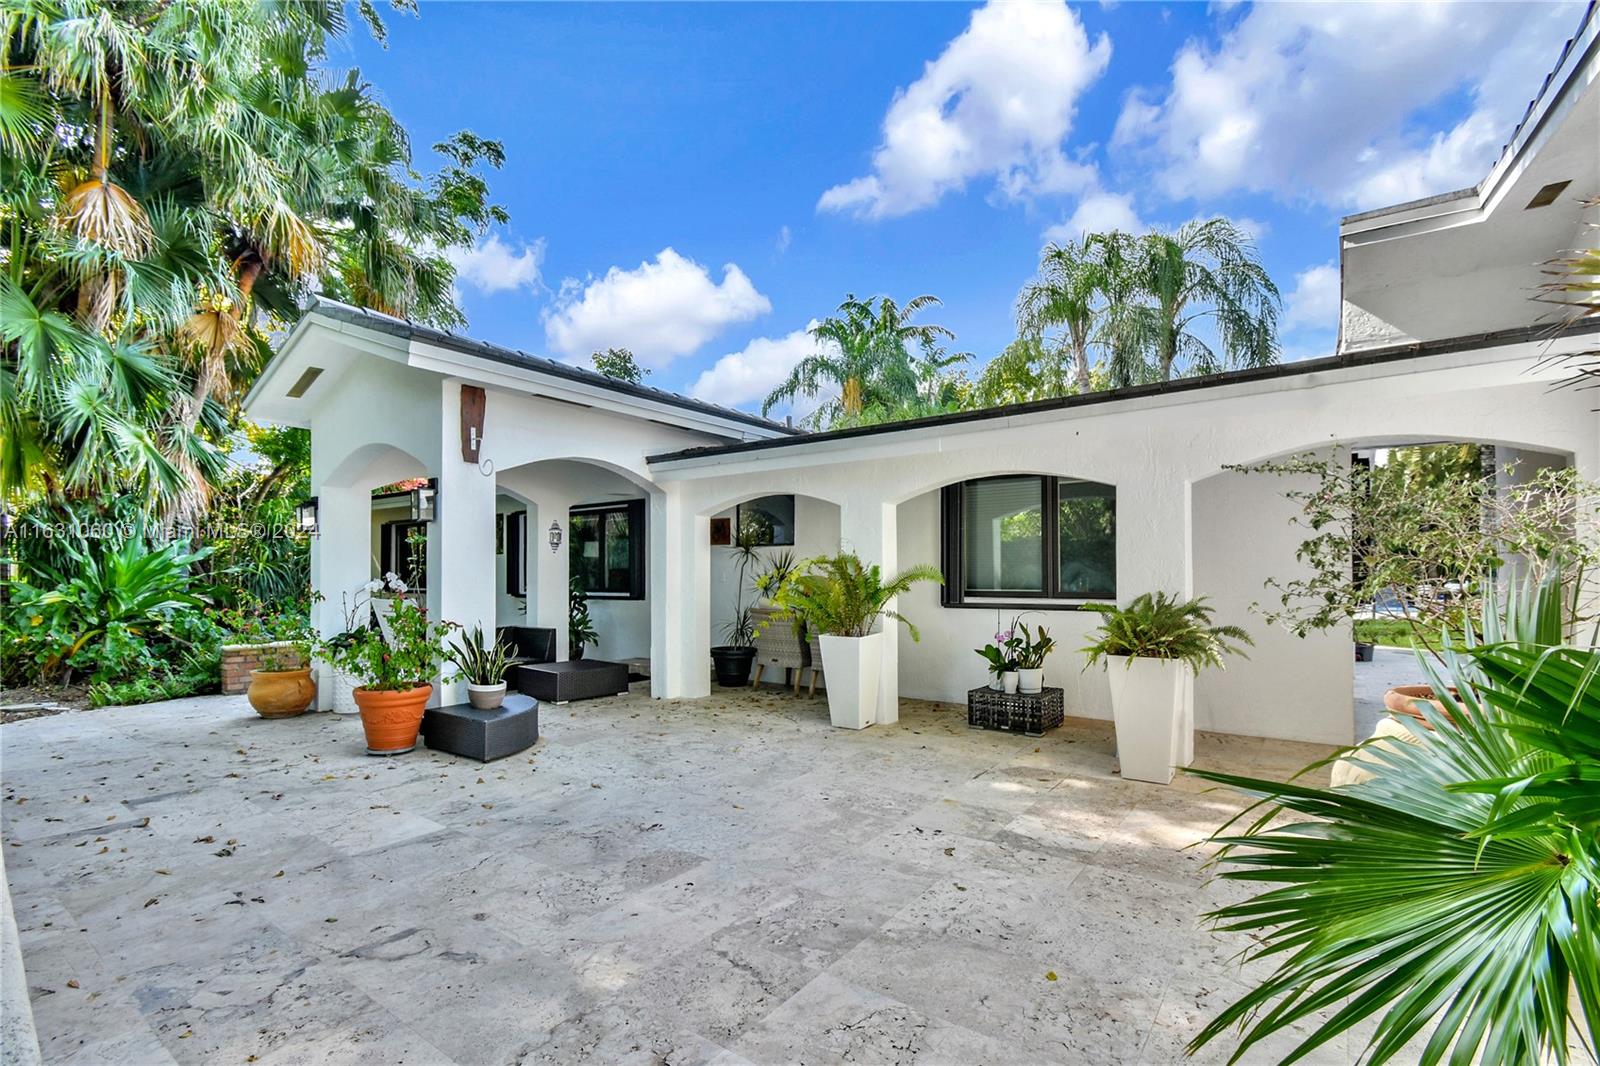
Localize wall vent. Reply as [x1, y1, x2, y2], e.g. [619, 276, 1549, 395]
[1525, 180, 1571, 209]
[286, 367, 324, 398]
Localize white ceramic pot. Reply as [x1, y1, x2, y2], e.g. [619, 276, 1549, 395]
[1103, 655, 1193, 785]
[817, 632, 883, 729]
[1001, 671, 1019, 694]
[1017, 668, 1044, 694]
[371, 598, 397, 644]
[467, 681, 507, 710]
[329, 666, 360, 715]
[988, 675, 1003, 691]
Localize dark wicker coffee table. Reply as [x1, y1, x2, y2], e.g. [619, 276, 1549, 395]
[967, 686, 1064, 736]
[511, 659, 630, 703]
[421, 694, 539, 762]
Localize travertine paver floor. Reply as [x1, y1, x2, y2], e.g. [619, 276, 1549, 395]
[2, 686, 1350, 1065]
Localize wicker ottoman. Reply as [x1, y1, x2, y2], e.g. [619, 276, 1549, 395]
[421, 695, 539, 762]
[511, 660, 630, 703]
[967, 686, 1064, 736]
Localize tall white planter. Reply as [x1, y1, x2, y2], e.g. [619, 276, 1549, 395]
[818, 632, 883, 730]
[1104, 655, 1193, 785]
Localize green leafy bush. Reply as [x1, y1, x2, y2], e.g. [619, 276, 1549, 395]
[1082, 591, 1251, 672]
[1188, 571, 1597, 1064]
[760, 553, 941, 639]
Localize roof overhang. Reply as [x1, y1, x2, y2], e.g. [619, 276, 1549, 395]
[243, 304, 794, 442]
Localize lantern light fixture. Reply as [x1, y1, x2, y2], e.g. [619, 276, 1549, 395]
[410, 479, 437, 523]
[296, 497, 319, 534]
[547, 520, 563, 554]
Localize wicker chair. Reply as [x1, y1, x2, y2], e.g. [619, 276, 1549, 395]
[750, 606, 807, 694]
[803, 634, 825, 698]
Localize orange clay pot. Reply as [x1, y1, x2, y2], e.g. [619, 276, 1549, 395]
[248, 668, 315, 719]
[352, 684, 432, 755]
[1382, 684, 1458, 729]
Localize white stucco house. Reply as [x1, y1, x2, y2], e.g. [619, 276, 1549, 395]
[244, 13, 1599, 748]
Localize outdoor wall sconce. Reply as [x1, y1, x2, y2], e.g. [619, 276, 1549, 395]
[296, 497, 318, 534]
[410, 479, 437, 523]
[548, 520, 563, 553]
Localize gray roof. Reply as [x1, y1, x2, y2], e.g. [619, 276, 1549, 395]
[648, 317, 1600, 466]
[305, 297, 797, 437]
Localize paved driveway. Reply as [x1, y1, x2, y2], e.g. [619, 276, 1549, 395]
[2, 687, 1341, 1064]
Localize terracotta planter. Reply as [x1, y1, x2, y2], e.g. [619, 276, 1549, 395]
[248, 668, 315, 719]
[352, 684, 433, 755]
[1382, 684, 1457, 728]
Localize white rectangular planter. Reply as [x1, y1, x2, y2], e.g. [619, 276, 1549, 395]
[818, 632, 883, 729]
[1104, 655, 1193, 785]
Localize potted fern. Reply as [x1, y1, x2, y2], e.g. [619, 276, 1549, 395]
[763, 553, 940, 729]
[445, 624, 514, 710]
[1083, 592, 1251, 784]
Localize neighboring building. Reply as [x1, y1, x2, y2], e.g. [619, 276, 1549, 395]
[244, 11, 1599, 746]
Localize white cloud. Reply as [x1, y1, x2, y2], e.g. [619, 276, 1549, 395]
[1114, 1, 1577, 210]
[1284, 262, 1341, 332]
[1043, 188, 1144, 243]
[689, 322, 833, 412]
[775, 225, 792, 254]
[542, 248, 771, 367]
[818, 0, 1111, 219]
[447, 234, 544, 294]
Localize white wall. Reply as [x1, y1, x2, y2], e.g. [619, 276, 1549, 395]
[1191, 464, 1352, 744]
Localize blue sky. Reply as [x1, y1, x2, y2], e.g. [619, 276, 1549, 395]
[336, 1, 1580, 415]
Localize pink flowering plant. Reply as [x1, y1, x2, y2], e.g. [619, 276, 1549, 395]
[976, 622, 1023, 679]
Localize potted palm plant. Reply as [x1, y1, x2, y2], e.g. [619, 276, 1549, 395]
[319, 596, 455, 755]
[1083, 592, 1251, 784]
[763, 553, 941, 728]
[446, 624, 514, 710]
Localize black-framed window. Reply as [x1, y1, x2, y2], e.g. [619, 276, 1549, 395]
[940, 476, 1114, 607]
[736, 494, 795, 546]
[505, 511, 527, 597]
[379, 520, 428, 593]
[570, 499, 645, 599]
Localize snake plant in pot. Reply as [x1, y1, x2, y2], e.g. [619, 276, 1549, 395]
[761, 553, 941, 728]
[445, 624, 515, 710]
[1083, 592, 1251, 784]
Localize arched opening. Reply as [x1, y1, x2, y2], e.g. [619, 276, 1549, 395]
[700, 492, 841, 696]
[496, 458, 662, 680]
[1190, 437, 1574, 746]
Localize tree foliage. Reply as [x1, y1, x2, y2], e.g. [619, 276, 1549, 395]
[590, 347, 647, 384]
[1, 0, 507, 515]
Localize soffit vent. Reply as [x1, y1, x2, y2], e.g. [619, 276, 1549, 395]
[1525, 180, 1571, 209]
[286, 366, 324, 398]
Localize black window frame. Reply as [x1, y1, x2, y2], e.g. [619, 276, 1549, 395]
[378, 520, 428, 594]
[505, 510, 527, 597]
[569, 499, 646, 600]
[735, 494, 796, 547]
[939, 475, 1115, 610]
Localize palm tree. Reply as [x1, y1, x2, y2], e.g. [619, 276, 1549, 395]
[1016, 238, 1102, 392]
[0, 1, 508, 516]
[762, 294, 961, 426]
[1096, 218, 1281, 386]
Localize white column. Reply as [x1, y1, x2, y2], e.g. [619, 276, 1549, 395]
[430, 381, 498, 707]
[532, 496, 570, 661]
[309, 484, 370, 710]
[1117, 475, 1195, 759]
[655, 486, 710, 699]
[842, 498, 899, 724]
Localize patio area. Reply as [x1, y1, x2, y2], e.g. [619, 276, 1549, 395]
[3, 687, 1347, 1065]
